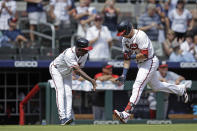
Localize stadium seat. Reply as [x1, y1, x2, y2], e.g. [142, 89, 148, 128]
[0, 47, 18, 60]
[19, 48, 40, 60]
[38, 48, 59, 60]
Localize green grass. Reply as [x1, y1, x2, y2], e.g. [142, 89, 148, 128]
[0, 124, 197, 131]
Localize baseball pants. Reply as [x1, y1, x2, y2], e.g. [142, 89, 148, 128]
[49, 63, 72, 120]
[129, 56, 185, 105]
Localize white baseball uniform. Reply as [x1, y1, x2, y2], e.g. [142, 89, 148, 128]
[49, 47, 88, 120]
[122, 29, 185, 106]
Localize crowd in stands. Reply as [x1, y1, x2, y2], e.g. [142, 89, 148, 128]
[0, 0, 197, 62]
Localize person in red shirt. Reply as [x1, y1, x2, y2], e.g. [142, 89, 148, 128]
[94, 64, 119, 82]
[92, 63, 119, 120]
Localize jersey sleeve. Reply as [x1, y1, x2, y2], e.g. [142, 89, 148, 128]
[112, 74, 119, 78]
[64, 49, 78, 68]
[136, 31, 149, 50]
[168, 71, 180, 80]
[94, 73, 103, 79]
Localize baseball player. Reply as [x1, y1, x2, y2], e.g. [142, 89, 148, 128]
[114, 20, 190, 123]
[49, 38, 97, 125]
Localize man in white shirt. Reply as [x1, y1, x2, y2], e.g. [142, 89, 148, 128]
[0, 0, 16, 30]
[49, 0, 72, 29]
[49, 38, 97, 125]
[86, 14, 112, 60]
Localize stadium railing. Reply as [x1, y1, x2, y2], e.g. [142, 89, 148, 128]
[18, 17, 56, 55]
[44, 81, 197, 125]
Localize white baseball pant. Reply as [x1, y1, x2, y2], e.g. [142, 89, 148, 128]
[49, 62, 72, 120]
[130, 56, 185, 105]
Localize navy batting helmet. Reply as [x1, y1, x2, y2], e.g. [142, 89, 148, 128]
[117, 20, 132, 36]
[76, 38, 93, 51]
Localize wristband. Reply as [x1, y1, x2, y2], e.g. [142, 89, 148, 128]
[130, 54, 137, 59]
[122, 68, 128, 77]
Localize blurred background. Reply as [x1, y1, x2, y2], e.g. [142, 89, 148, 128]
[0, 0, 197, 125]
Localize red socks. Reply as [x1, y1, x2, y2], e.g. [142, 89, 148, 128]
[125, 102, 133, 113]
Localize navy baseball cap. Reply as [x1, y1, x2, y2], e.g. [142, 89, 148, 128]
[117, 20, 132, 36]
[76, 38, 93, 51]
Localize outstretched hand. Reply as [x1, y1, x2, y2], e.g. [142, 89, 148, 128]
[115, 75, 125, 85]
[91, 79, 97, 91]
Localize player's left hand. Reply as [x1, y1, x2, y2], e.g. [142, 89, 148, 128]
[115, 75, 125, 85]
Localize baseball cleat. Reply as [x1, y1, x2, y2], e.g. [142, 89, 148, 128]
[183, 89, 189, 103]
[60, 118, 73, 125]
[114, 110, 130, 124]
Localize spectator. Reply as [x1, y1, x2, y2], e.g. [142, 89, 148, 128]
[191, 34, 197, 60]
[101, 0, 120, 39]
[86, 14, 112, 60]
[168, 0, 192, 40]
[74, 0, 97, 38]
[148, 62, 191, 119]
[169, 40, 195, 62]
[92, 64, 119, 120]
[180, 31, 194, 52]
[49, 0, 72, 29]
[190, 6, 197, 35]
[70, 0, 75, 10]
[146, 0, 165, 20]
[25, 0, 47, 42]
[3, 17, 28, 48]
[164, 0, 187, 15]
[163, 29, 176, 57]
[138, 3, 164, 58]
[146, 1, 168, 44]
[0, 0, 16, 31]
[67, 0, 76, 16]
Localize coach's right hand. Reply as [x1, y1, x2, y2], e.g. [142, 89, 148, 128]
[91, 79, 97, 91]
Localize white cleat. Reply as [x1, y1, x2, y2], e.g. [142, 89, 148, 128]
[182, 84, 189, 103]
[183, 89, 189, 103]
[114, 110, 130, 124]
